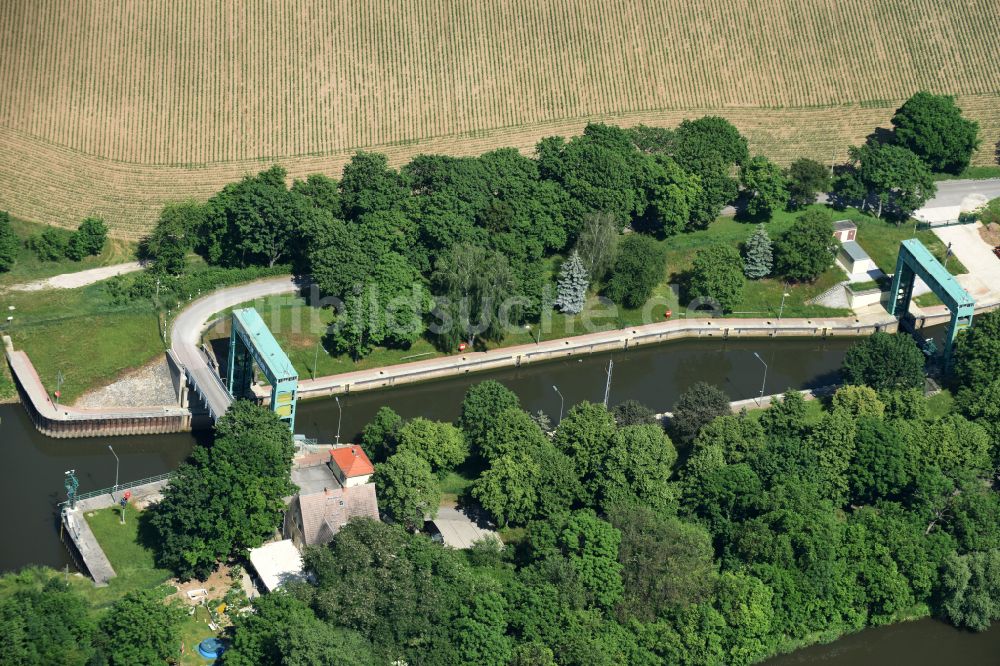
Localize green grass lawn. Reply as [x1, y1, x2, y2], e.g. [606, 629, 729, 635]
[0, 216, 137, 288]
[825, 208, 966, 275]
[926, 389, 956, 420]
[81, 507, 173, 609]
[80, 507, 222, 665]
[2, 282, 163, 402]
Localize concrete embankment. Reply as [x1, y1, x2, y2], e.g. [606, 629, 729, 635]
[5, 346, 195, 438]
[278, 313, 903, 401]
[61, 478, 169, 586]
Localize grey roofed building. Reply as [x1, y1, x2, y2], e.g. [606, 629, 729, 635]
[283, 449, 380, 547]
[840, 240, 868, 262]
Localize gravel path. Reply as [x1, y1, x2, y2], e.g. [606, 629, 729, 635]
[73, 354, 177, 409]
[8, 261, 143, 292]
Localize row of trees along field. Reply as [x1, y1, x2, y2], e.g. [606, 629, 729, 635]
[4, 311, 1000, 664]
[120, 91, 978, 355]
[0, 211, 108, 273]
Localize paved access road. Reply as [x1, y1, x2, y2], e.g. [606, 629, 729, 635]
[169, 276, 298, 419]
[933, 222, 1000, 305]
[922, 178, 1000, 209]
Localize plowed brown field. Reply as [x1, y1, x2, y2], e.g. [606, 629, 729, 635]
[1, 0, 999, 237]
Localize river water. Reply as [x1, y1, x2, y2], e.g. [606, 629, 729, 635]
[7, 325, 985, 664]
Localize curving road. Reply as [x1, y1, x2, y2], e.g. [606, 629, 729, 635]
[169, 276, 298, 419]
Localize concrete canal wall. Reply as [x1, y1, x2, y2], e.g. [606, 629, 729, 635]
[5, 346, 194, 438]
[281, 313, 902, 401]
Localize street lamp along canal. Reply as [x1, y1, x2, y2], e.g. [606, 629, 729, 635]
[108, 445, 119, 491]
[753, 352, 769, 406]
[552, 385, 564, 425]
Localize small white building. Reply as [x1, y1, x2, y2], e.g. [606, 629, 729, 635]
[248, 539, 306, 593]
[838, 240, 878, 276]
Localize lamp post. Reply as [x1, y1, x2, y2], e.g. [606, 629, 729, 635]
[552, 385, 564, 425]
[753, 352, 768, 406]
[778, 292, 790, 320]
[108, 445, 119, 492]
[311, 340, 321, 380]
[334, 396, 342, 445]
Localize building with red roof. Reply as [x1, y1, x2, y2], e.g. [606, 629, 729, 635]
[329, 445, 374, 487]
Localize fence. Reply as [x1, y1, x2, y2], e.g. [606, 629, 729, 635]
[63, 471, 174, 506]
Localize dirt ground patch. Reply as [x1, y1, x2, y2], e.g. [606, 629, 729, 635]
[980, 222, 1000, 247]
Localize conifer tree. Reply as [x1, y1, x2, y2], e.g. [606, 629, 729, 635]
[743, 224, 773, 279]
[554, 250, 589, 314]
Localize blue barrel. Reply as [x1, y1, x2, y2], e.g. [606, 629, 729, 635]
[197, 637, 224, 659]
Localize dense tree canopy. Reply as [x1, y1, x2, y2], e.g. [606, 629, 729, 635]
[740, 156, 789, 218]
[952, 309, 1000, 394]
[604, 233, 666, 308]
[891, 92, 980, 174]
[774, 208, 838, 282]
[687, 244, 746, 312]
[842, 142, 936, 219]
[785, 158, 831, 210]
[0, 210, 16, 272]
[842, 332, 926, 391]
[146, 401, 295, 579]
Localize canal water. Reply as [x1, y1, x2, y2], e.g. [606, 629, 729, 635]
[7, 325, 992, 663]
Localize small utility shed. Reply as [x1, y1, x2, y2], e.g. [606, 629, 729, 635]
[832, 220, 857, 243]
[839, 240, 877, 276]
[248, 539, 306, 593]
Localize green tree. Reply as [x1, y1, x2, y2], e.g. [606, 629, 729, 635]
[574, 211, 620, 281]
[671, 381, 732, 441]
[96, 589, 185, 666]
[360, 406, 403, 462]
[472, 451, 541, 527]
[830, 384, 886, 419]
[430, 242, 521, 349]
[554, 250, 589, 314]
[480, 407, 549, 462]
[0, 211, 17, 272]
[786, 158, 832, 209]
[27, 227, 66, 261]
[291, 172, 342, 217]
[848, 142, 936, 219]
[0, 569, 95, 665]
[670, 116, 749, 226]
[688, 244, 745, 312]
[142, 202, 203, 274]
[609, 505, 717, 620]
[374, 449, 441, 529]
[604, 233, 666, 308]
[952, 309, 1000, 393]
[938, 549, 1000, 631]
[396, 417, 468, 476]
[327, 252, 426, 360]
[611, 399, 658, 426]
[743, 224, 773, 279]
[774, 208, 838, 281]
[528, 509, 625, 612]
[848, 417, 911, 504]
[339, 151, 408, 219]
[553, 402, 619, 504]
[741, 156, 789, 218]
[198, 165, 318, 267]
[891, 92, 980, 174]
[597, 424, 677, 513]
[65, 216, 107, 260]
[221, 592, 372, 666]
[458, 380, 521, 458]
[638, 153, 702, 235]
[842, 332, 925, 391]
[147, 401, 295, 579]
[715, 571, 776, 666]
